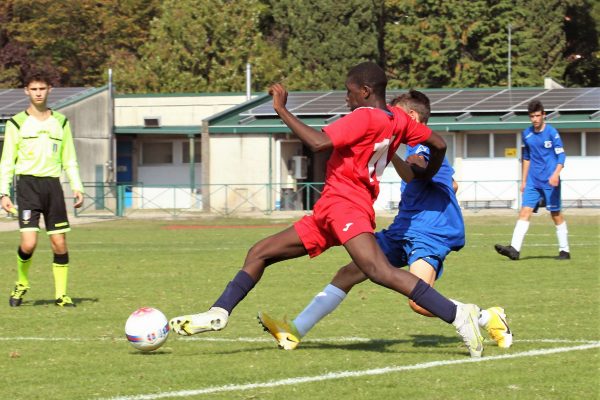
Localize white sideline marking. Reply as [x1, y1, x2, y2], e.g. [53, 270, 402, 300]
[103, 343, 600, 400]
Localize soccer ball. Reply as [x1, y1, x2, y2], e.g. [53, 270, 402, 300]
[125, 307, 170, 351]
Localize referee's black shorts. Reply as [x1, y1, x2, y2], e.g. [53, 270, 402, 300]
[16, 175, 71, 234]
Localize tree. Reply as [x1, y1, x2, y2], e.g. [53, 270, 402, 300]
[264, 0, 384, 90]
[113, 0, 283, 93]
[1, 0, 160, 87]
[562, 0, 600, 86]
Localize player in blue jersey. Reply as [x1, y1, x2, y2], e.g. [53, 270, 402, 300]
[495, 100, 570, 261]
[258, 90, 512, 351]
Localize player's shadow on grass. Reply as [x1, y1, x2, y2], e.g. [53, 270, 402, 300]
[302, 334, 460, 352]
[129, 350, 171, 356]
[31, 297, 99, 306]
[517, 255, 561, 261]
[409, 334, 461, 347]
[253, 334, 460, 354]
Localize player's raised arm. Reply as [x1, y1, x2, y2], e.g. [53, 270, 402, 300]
[269, 83, 332, 152]
[420, 131, 446, 180]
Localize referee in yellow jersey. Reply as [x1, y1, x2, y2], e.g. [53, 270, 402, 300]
[0, 69, 84, 307]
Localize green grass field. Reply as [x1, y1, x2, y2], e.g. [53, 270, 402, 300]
[1, 213, 599, 400]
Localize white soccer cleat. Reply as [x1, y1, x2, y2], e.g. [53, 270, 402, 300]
[453, 303, 484, 358]
[169, 307, 229, 336]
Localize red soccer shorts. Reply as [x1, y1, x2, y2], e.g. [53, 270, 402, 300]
[294, 202, 375, 258]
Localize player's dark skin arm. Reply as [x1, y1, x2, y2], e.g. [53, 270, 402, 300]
[269, 83, 332, 153]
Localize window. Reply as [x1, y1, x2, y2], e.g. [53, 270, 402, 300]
[561, 132, 581, 156]
[441, 133, 455, 165]
[182, 141, 201, 163]
[493, 133, 517, 157]
[466, 134, 489, 157]
[142, 142, 172, 165]
[586, 132, 600, 156]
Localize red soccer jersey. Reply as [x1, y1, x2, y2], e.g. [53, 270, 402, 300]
[320, 106, 431, 216]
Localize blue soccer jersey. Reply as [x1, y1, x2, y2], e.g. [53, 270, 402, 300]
[388, 144, 465, 251]
[521, 124, 566, 189]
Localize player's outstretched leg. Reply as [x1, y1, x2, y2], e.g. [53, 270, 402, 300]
[257, 311, 301, 350]
[169, 307, 229, 336]
[453, 303, 484, 357]
[494, 244, 520, 260]
[484, 307, 513, 348]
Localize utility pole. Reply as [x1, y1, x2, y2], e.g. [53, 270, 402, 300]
[508, 23, 512, 105]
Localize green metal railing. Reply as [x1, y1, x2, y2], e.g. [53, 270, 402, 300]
[63, 178, 600, 218]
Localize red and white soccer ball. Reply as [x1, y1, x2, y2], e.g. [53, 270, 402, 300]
[125, 307, 170, 351]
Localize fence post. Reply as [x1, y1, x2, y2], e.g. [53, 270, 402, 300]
[116, 184, 125, 217]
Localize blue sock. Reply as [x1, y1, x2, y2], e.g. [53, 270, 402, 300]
[212, 270, 256, 314]
[409, 279, 457, 323]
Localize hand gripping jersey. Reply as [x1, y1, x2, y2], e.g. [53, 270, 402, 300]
[521, 124, 566, 189]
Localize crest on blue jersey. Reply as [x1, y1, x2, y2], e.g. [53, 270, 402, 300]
[415, 144, 429, 155]
[544, 141, 552, 148]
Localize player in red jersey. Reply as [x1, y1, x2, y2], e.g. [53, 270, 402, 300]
[170, 62, 484, 357]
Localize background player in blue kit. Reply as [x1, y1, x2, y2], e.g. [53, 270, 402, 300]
[258, 90, 512, 352]
[495, 100, 570, 261]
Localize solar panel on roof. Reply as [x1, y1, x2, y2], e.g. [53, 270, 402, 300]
[239, 87, 599, 118]
[552, 87, 600, 111]
[431, 90, 500, 112]
[0, 87, 92, 119]
[525, 88, 599, 111]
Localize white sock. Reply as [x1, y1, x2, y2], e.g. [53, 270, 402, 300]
[478, 309, 490, 328]
[293, 284, 346, 337]
[510, 219, 530, 252]
[555, 222, 570, 252]
[453, 299, 488, 327]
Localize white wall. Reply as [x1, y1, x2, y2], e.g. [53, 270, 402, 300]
[208, 135, 271, 212]
[455, 158, 521, 207]
[115, 95, 251, 126]
[374, 156, 600, 211]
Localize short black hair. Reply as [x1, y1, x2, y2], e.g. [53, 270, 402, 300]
[527, 99, 545, 114]
[391, 89, 431, 124]
[23, 68, 55, 87]
[346, 62, 387, 98]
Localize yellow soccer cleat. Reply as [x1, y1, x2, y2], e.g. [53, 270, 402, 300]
[169, 307, 229, 336]
[9, 283, 29, 307]
[55, 295, 76, 307]
[485, 307, 513, 348]
[257, 311, 301, 350]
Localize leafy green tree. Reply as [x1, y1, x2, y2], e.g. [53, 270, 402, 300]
[1, 0, 160, 87]
[562, 0, 600, 86]
[113, 0, 283, 93]
[264, 0, 384, 90]
[1, 0, 597, 90]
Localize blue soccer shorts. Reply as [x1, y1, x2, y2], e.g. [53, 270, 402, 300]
[522, 183, 562, 212]
[374, 230, 451, 279]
